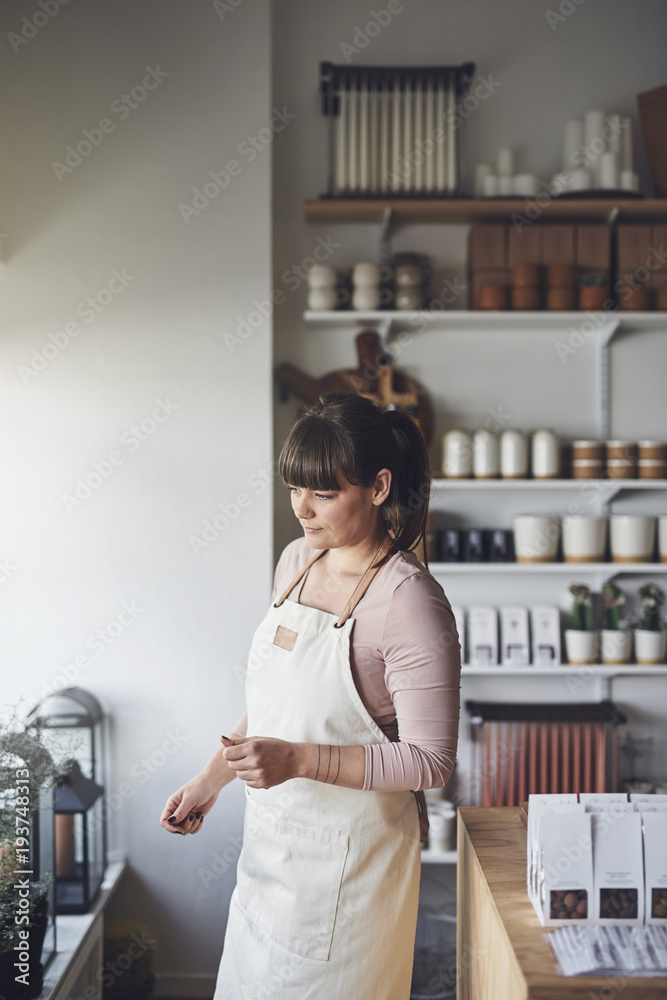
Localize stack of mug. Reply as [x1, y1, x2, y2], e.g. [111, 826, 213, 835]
[307, 264, 348, 311]
[513, 514, 667, 564]
[351, 262, 393, 311]
[571, 440, 667, 479]
[392, 254, 431, 311]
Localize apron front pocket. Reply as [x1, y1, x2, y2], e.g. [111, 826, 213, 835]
[236, 795, 349, 962]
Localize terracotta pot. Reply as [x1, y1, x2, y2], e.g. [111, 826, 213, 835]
[511, 286, 541, 310]
[547, 264, 576, 287]
[619, 286, 651, 310]
[579, 286, 608, 310]
[546, 287, 576, 310]
[478, 284, 509, 310]
[511, 263, 542, 287]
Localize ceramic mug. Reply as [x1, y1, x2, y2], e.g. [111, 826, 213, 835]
[351, 287, 393, 311]
[307, 264, 338, 289]
[609, 515, 656, 563]
[561, 516, 608, 562]
[513, 514, 560, 563]
[307, 287, 349, 311]
[352, 262, 392, 287]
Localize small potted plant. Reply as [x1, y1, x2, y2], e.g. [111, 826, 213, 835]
[564, 583, 599, 664]
[634, 583, 666, 664]
[600, 583, 632, 664]
[619, 270, 651, 311]
[578, 271, 609, 311]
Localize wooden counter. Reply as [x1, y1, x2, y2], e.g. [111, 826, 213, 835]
[456, 806, 666, 1000]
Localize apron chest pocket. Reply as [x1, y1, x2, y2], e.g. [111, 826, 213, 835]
[236, 796, 349, 962]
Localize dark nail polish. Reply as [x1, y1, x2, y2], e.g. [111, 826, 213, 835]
[168, 817, 176, 823]
[196, 812, 203, 819]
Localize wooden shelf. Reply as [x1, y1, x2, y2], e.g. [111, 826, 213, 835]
[304, 196, 667, 225]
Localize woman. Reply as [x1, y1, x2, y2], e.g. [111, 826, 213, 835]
[160, 393, 461, 1000]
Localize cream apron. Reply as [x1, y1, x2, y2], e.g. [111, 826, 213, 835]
[213, 545, 422, 1000]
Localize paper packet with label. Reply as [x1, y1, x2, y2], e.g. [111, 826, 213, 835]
[527, 794, 578, 903]
[642, 812, 667, 925]
[538, 809, 593, 926]
[591, 810, 644, 924]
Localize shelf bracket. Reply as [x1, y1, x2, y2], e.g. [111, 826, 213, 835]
[596, 318, 621, 441]
[379, 206, 394, 267]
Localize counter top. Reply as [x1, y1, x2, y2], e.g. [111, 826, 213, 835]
[456, 806, 666, 999]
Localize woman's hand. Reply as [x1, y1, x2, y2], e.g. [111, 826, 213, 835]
[221, 736, 303, 789]
[159, 775, 221, 835]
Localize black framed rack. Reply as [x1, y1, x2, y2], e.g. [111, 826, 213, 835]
[318, 61, 476, 199]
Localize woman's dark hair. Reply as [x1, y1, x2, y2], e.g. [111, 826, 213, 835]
[278, 393, 430, 561]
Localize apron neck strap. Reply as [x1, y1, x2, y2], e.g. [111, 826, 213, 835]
[274, 547, 328, 607]
[335, 539, 392, 628]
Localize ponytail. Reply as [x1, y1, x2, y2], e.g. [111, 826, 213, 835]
[381, 408, 431, 561]
[279, 392, 431, 561]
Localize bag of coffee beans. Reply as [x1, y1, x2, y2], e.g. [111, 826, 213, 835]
[538, 810, 593, 926]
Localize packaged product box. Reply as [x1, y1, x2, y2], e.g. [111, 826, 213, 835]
[630, 794, 667, 805]
[634, 802, 667, 812]
[468, 606, 498, 666]
[500, 606, 530, 666]
[530, 606, 561, 666]
[538, 810, 593, 926]
[642, 812, 667, 925]
[527, 794, 578, 903]
[591, 811, 644, 925]
[450, 605, 465, 664]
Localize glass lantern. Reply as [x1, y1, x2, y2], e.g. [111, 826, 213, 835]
[54, 760, 105, 914]
[28, 688, 107, 914]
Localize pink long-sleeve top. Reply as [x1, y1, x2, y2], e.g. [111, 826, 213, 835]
[232, 537, 461, 793]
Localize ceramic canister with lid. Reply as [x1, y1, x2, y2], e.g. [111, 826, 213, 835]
[606, 440, 637, 479]
[531, 429, 560, 479]
[500, 429, 528, 479]
[442, 430, 472, 478]
[473, 428, 499, 479]
[571, 439, 604, 480]
[638, 441, 667, 479]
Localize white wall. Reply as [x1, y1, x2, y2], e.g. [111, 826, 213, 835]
[272, 0, 667, 793]
[0, 0, 272, 991]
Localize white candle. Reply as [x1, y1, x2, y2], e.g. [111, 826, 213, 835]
[483, 173, 499, 196]
[563, 119, 584, 170]
[584, 110, 606, 183]
[403, 81, 413, 192]
[599, 151, 618, 189]
[359, 76, 369, 192]
[335, 87, 347, 194]
[498, 175, 513, 195]
[605, 114, 622, 156]
[620, 169, 640, 192]
[497, 148, 514, 176]
[513, 173, 539, 196]
[436, 79, 446, 191]
[369, 83, 379, 192]
[380, 84, 390, 192]
[620, 117, 634, 173]
[446, 78, 456, 191]
[571, 168, 592, 190]
[349, 83, 358, 191]
[474, 163, 492, 197]
[425, 79, 435, 191]
[391, 79, 402, 192]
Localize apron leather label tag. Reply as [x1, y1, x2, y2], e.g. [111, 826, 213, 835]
[273, 625, 298, 651]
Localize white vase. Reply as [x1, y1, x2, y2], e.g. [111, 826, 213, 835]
[513, 514, 560, 563]
[561, 516, 608, 562]
[565, 629, 599, 665]
[633, 629, 667, 665]
[600, 629, 632, 665]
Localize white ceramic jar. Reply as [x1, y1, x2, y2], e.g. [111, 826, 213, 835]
[307, 264, 338, 289]
[473, 428, 499, 479]
[500, 429, 528, 479]
[442, 430, 472, 478]
[531, 429, 560, 479]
